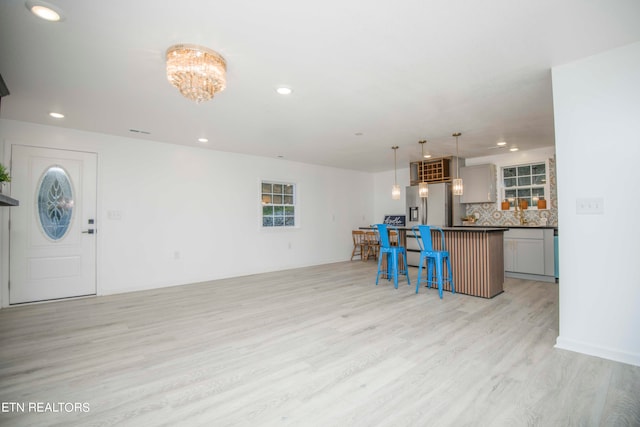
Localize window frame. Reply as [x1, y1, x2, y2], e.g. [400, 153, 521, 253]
[260, 180, 297, 229]
[499, 160, 550, 210]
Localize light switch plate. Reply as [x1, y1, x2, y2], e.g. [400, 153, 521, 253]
[576, 197, 604, 215]
[107, 210, 123, 220]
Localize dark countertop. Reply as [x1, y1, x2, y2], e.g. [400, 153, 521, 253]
[363, 225, 557, 232]
[362, 225, 508, 232]
[460, 224, 558, 230]
[421, 226, 507, 232]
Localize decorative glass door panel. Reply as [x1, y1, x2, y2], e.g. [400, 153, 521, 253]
[37, 166, 74, 241]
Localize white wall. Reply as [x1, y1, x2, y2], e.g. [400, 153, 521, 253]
[552, 41, 640, 366]
[373, 167, 410, 224]
[0, 119, 374, 303]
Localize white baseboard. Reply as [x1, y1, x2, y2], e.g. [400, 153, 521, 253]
[505, 271, 556, 283]
[555, 336, 640, 367]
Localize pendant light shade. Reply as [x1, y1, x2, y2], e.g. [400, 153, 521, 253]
[418, 182, 429, 198]
[391, 146, 401, 200]
[452, 178, 463, 196]
[392, 184, 401, 200]
[418, 140, 428, 198]
[452, 132, 463, 196]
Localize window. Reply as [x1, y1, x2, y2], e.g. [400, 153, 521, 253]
[502, 162, 548, 208]
[261, 181, 295, 227]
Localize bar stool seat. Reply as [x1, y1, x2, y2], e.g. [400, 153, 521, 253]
[412, 225, 455, 299]
[375, 224, 410, 289]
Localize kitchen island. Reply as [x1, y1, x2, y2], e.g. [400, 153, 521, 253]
[396, 226, 506, 298]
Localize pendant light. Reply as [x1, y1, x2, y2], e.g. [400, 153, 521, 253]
[391, 146, 401, 200]
[418, 140, 428, 198]
[452, 132, 463, 196]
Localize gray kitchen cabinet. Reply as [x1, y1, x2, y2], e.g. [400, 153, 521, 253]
[504, 228, 556, 282]
[543, 229, 555, 277]
[460, 164, 497, 203]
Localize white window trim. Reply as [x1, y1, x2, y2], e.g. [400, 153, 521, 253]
[498, 159, 550, 211]
[259, 179, 300, 230]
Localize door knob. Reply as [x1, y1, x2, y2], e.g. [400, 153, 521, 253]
[82, 229, 95, 234]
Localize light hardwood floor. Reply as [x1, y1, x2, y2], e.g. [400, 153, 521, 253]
[1, 261, 638, 426]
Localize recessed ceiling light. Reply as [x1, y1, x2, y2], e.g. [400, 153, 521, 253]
[497, 141, 507, 146]
[197, 138, 208, 143]
[509, 147, 519, 152]
[49, 112, 64, 119]
[423, 154, 432, 159]
[276, 87, 292, 95]
[26, 1, 64, 22]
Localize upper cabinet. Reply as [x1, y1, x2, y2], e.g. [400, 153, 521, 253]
[460, 164, 497, 203]
[409, 157, 453, 185]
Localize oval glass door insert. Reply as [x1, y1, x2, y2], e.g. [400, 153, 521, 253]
[37, 166, 74, 240]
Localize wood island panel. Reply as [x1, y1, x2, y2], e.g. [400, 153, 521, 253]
[439, 229, 504, 298]
[399, 227, 505, 298]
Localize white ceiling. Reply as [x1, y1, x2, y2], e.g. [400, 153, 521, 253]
[1, 1, 640, 172]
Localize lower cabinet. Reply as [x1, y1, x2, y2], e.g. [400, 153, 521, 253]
[504, 228, 555, 281]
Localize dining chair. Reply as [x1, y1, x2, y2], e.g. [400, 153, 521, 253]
[389, 229, 399, 246]
[351, 230, 367, 261]
[364, 230, 380, 260]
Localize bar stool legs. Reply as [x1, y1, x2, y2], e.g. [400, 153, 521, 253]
[376, 249, 410, 289]
[416, 253, 455, 299]
[412, 225, 455, 299]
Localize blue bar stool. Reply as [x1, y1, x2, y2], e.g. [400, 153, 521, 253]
[375, 224, 410, 289]
[412, 225, 455, 299]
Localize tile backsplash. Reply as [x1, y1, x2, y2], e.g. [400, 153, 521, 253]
[464, 157, 558, 227]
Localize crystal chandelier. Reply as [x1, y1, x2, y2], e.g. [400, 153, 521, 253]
[166, 44, 227, 103]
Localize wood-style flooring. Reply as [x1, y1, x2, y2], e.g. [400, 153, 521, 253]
[1, 261, 639, 426]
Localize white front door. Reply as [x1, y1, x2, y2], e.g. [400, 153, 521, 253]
[9, 146, 97, 304]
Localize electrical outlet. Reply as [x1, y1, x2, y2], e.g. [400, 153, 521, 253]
[576, 197, 604, 215]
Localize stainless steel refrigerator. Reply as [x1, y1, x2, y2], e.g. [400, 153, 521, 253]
[405, 183, 452, 227]
[405, 183, 454, 267]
